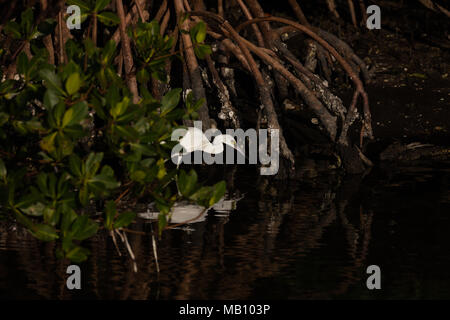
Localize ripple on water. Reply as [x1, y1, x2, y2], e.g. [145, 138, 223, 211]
[1, 164, 450, 299]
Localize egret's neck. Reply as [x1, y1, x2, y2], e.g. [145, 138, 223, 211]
[204, 136, 225, 154]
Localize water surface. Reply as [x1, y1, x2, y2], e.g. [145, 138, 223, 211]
[1, 160, 450, 300]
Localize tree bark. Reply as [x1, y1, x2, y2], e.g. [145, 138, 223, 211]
[116, 0, 140, 104]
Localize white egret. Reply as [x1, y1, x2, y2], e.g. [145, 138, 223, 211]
[172, 127, 245, 165]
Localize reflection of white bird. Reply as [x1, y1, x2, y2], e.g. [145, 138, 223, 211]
[138, 195, 244, 224]
[173, 127, 245, 165]
[138, 202, 208, 224]
[212, 194, 244, 214]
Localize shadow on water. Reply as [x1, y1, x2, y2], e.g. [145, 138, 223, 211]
[1, 157, 450, 300]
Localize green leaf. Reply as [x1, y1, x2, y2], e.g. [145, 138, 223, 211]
[99, 164, 115, 177]
[40, 69, 65, 96]
[69, 154, 82, 177]
[53, 102, 66, 127]
[61, 206, 78, 234]
[194, 44, 212, 59]
[65, 245, 90, 263]
[136, 68, 150, 84]
[130, 170, 146, 182]
[62, 101, 88, 127]
[12, 120, 27, 135]
[210, 180, 226, 206]
[178, 169, 198, 197]
[87, 165, 119, 190]
[0, 112, 9, 127]
[97, 11, 120, 26]
[61, 109, 74, 128]
[89, 173, 120, 189]
[130, 143, 157, 157]
[67, 0, 92, 12]
[21, 202, 45, 217]
[115, 125, 139, 141]
[409, 73, 427, 79]
[47, 173, 57, 199]
[43, 206, 59, 226]
[148, 20, 160, 36]
[17, 52, 28, 76]
[36, 172, 49, 195]
[30, 224, 59, 242]
[191, 21, 207, 43]
[113, 211, 136, 229]
[156, 158, 167, 180]
[44, 88, 60, 109]
[21, 8, 34, 37]
[66, 73, 82, 95]
[79, 186, 89, 206]
[40, 132, 57, 153]
[71, 215, 99, 240]
[158, 213, 167, 234]
[95, 0, 111, 12]
[57, 133, 75, 158]
[4, 21, 22, 39]
[25, 119, 45, 132]
[110, 96, 129, 118]
[190, 186, 213, 204]
[85, 152, 104, 176]
[101, 40, 117, 64]
[104, 200, 116, 230]
[161, 88, 182, 115]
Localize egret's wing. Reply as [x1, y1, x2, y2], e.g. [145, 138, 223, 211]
[179, 128, 202, 153]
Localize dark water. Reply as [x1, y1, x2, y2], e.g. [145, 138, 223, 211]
[1, 159, 450, 300]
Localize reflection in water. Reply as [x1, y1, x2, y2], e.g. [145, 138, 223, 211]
[1, 160, 450, 299]
[137, 194, 243, 225]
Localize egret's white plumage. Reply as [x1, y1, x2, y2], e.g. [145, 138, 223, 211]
[173, 127, 245, 165]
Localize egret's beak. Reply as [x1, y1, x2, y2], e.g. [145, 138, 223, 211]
[231, 140, 246, 158]
[224, 137, 246, 158]
[236, 145, 246, 157]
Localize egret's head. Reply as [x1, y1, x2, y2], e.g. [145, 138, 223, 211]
[218, 135, 245, 156]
